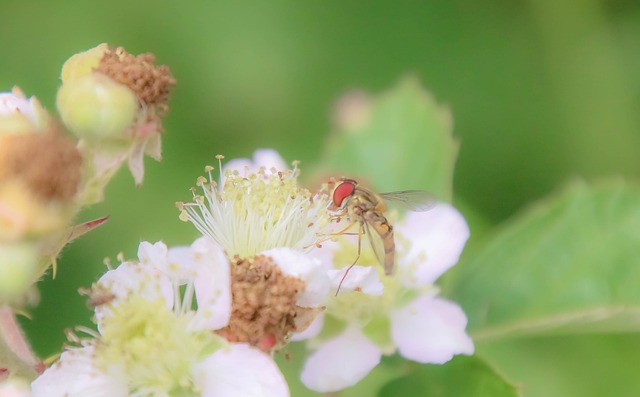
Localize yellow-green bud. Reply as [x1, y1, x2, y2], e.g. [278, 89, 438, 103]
[0, 242, 38, 302]
[56, 73, 137, 142]
[60, 43, 109, 83]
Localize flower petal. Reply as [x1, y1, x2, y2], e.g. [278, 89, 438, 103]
[390, 295, 474, 364]
[94, 259, 173, 329]
[221, 157, 253, 176]
[137, 241, 168, 268]
[222, 149, 288, 181]
[290, 313, 324, 341]
[301, 328, 381, 393]
[395, 203, 469, 287]
[307, 239, 340, 271]
[262, 247, 330, 307]
[192, 343, 289, 397]
[228, 148, 288, 173]
[0, 378, 31, 397]
[31, 346, 128, 397]
[328, 266, 384, 296]
[166, 246, 198, 283]
[190, 237, 232, 330]
[0, 92, 34, 120]
[252, 149, 289, 171]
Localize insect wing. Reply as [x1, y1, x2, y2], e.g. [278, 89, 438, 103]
[363, 218, 388, 271]
[379, 190, 437, 212]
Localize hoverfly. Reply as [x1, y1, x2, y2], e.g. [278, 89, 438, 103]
[328, 178, 435, 289]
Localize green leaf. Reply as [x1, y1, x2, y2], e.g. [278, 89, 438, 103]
[317, 76, 458, 200]
[477, 333, 640, 397]
[447, 180, 640, 339]
[378, 355, 521, 397]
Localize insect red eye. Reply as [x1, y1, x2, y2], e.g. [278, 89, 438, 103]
[333, 181, 356, 207]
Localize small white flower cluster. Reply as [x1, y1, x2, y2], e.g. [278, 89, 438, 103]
[32, 239, 289, 397]
[29, 149, 473, 395]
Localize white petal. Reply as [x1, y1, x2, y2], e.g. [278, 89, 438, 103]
[31, 346, 128, 397]
[301, 328, 381, 393]
[0, 92, 34, 120]
[328, 266, 384, 296]
[192, 343, 289, 397]
[94, 261, 173, 328]
[166, 246, 198, 283]
[395, 203, 469, 287]
[165, 238, 218, 284]
[261, 248, 330, 307]
[190, 237, 232, 330]
[251, 149, 288, 171]
[390, 295, 474, 364]
[0, 378, 30, 397]
[221, 158, 253, 177]
[222, 149, 288, 182]
[137, 241, 168, 268]
[308, 240, 340, 270]
[290, 313, 324, 341]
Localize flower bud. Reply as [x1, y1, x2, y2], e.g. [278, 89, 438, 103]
[0, 88, 49, 135]
[331, 90, 372, 132]
[56, 73, 137, 142]
[0, 131, 82, 240]
[0, 242, 39, 302]
[60, 43, 109, 83]
[57, 44, 176, 190]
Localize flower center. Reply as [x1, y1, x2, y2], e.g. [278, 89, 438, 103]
[95, 46, 175, 108]
[97, 296, 222, 394]
[326, 241, 398, 323]
[217, 254, 315, 352]
[178, 162, 330, 259]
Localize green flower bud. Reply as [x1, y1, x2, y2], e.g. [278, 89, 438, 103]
[60, 43, 109, 83]
[56, 73, 137, 142]
[0, 242, 38, 302]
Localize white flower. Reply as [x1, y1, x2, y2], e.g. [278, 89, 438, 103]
[177, 150, 337, 351]
[299, 203, 474, 392]
[32, 239, 289, 397]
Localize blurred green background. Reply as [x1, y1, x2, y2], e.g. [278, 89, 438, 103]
[2, 1, 639, 395]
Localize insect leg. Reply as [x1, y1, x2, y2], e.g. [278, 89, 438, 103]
[303, 221, 357, 249]
[335, 223, 364, 295]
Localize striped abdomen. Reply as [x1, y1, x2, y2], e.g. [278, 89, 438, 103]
[363, 210, 395, 275]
